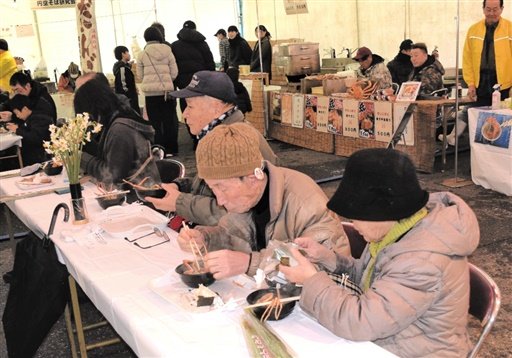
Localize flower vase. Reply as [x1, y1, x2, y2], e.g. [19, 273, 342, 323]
[69, 183, 88, 225]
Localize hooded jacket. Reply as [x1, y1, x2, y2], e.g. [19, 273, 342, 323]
[228, 34, 252, 68]
[196, 161, 351, 276]
[174, 109, 276, 225]
[300, 192, 479, 358]
[358, 54, 392, 89]
[171, 28, 215, 89]
[81, 114, 160, 185]
[136, 41, 178, 96]
[387, 52, 413, 86]
[408, 55, 445, 95]
[463, 18, 512, 92]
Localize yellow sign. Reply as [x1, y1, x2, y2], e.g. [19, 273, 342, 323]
[31, 0, 76, 10]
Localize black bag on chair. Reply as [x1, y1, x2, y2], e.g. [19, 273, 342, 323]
[2, 204, 70, 358]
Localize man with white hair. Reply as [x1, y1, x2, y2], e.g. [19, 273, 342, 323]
[147, 71, 277, 226]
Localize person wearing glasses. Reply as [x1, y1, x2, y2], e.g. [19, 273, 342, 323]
[353, 46, 392, 90]
[440, 0, 511, 146]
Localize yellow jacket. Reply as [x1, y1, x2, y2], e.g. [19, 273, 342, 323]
[0, 50, 17, 93]
[463, 17, 512, 91]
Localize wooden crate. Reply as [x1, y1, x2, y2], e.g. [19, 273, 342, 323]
[334, 102, 438, 172]
[268, 122, 334, 153]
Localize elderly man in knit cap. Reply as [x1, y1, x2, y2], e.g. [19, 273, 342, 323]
[177, 122, 349, 279]
[147, 71, 277, 226]
[280, 148, 479, 357]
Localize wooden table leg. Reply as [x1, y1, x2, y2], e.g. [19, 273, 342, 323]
[68, 275, 88, 358]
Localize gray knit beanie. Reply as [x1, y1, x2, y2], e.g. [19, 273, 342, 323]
[196, 123, 263, 180]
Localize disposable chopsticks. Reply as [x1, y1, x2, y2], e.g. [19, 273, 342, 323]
[245, 295, 301, 309]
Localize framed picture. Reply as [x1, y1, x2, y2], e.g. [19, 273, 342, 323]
[396, 82, 421, 102]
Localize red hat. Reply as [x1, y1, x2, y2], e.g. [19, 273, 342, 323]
[353, 47, 372, 60]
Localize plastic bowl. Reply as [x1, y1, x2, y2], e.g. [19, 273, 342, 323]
[95, 192, 126, 210]
[42, 162, 63, 176]
[134, 187, 166, 202]
[175, 263, 215, 288]
[246, 288, 296, 321]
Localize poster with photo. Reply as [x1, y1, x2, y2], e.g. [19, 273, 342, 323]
[304, 95, 318, 130]
[327, 97, 343, 135]
[358, 101, 375, 139]
[271, 91, 281, 122]
[316, 96, 329, 133]
[374, 101, 394, 142]
[474, 111, 512, 149]
[291, 94, 305, 128]
[393, 103, 415, 146]
[343, 99, 359, 138]
[281, 93, 293, 126]
[396, 81, 421, 102]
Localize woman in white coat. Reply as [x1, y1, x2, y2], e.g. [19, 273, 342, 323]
[137, 26, 179, 155]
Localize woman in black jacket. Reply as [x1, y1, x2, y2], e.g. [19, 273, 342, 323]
[74, 79, 160, 185]
[250, 25, 272, 79]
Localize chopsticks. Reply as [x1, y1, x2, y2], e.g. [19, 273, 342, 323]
[183, 222, 209, 272]
[93, 190, 130, 199]
[0, 186, 68, 203]
[245, 295, 301, 310]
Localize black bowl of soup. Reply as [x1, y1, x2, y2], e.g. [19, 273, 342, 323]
[175, 262, 215, 288]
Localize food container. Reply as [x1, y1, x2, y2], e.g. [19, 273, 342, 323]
[42, 161, 63, 176]
[95, 192, 127, 209]
[246, 288, 296, 321]
[175, 263, 215, 288]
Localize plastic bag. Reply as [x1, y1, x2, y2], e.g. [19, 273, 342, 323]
[258, 241, 299, 286]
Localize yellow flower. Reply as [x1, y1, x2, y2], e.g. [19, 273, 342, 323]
[43, 112, 102, 184]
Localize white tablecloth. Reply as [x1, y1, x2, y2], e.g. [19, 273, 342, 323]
[468, 108, 512, 195]
[0, 133, 22, 151]
[0, 173, 396, 357]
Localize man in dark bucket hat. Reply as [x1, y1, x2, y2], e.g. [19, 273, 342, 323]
[280, 148, 480, 357]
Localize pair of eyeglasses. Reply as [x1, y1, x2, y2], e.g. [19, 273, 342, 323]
[355, 55, 369, 62]
[134, 230, 170, 249]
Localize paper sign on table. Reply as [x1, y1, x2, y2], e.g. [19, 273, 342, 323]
[281, 93, 293, 126]
[316, 96, 329, 133]
[374, 101, 394, 142]
[304, 94, 317, 130]
[358, 101, 375, 140]
[343, 99, 359, 138]
[327, 97, 343, 135]
[393, 102, 415, 146]
[292, 94, 305, 128]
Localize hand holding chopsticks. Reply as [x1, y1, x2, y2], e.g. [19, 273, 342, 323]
[177, 223, 206, 253]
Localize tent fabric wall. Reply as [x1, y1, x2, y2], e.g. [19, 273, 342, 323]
[1, 0, 511, 80]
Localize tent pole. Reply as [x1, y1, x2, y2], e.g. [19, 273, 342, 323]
[32, 10, 43, 60]
[441, 0, 472, 188]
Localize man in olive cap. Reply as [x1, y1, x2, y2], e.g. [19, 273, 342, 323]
[280, 148, 479, 357]
[176, 122, 349, 279]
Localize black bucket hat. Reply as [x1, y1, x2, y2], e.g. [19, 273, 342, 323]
[327, 148, 429, 221]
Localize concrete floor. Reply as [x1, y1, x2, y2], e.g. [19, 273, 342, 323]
[1, 123, 510, 357]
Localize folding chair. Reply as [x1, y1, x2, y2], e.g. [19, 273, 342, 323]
[467, 263, 501, 358]
[341, 222, 367, 259]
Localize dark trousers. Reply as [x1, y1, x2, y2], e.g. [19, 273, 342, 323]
[145, 95, 179, 154]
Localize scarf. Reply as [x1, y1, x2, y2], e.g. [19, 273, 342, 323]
[196, 106, 238, 140]
[362, 207, 428, 291]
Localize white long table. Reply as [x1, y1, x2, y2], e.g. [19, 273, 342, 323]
[0, 174, 396, 357]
